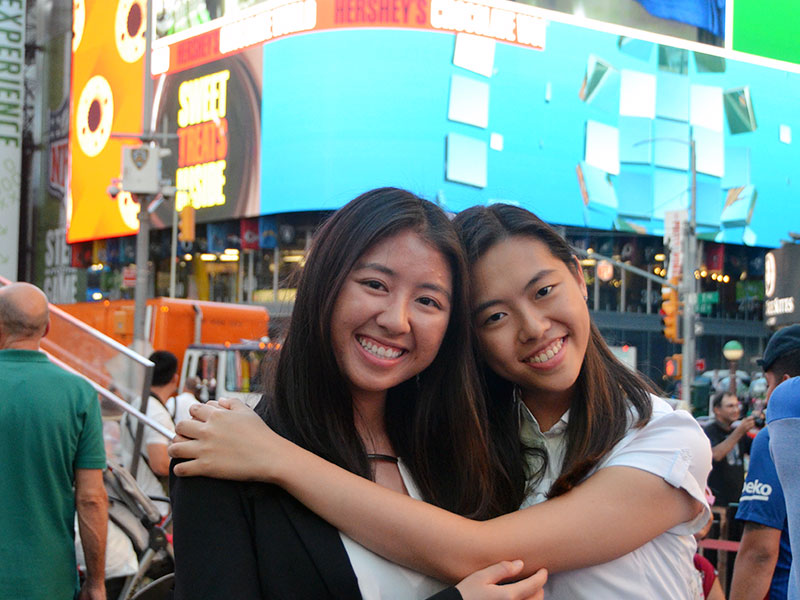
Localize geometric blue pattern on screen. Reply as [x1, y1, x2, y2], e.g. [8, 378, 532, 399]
[653, 169, 689, 219]
[619, 116, 653, 164]
[617, 171, 653, 219]
[446, 133, 488, 188]
[654, 119, 690, 170]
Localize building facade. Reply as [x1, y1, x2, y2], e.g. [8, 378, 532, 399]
[20, 0, 800, 386]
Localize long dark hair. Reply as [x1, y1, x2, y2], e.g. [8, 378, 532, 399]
[260, 188, 507, 518]
[454, 204, 657, 502]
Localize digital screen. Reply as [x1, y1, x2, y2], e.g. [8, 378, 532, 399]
[70, 0, 800, 248]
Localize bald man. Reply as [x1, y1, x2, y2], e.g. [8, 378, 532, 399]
[0, 283, 108, 600]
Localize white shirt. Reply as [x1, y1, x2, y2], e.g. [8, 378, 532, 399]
[119, 395, 174, 515]
[75, 518, 138, 579]
[340, 459, 448, 600]
[518, 394, 712, 599]
[165, 392, 200, 426]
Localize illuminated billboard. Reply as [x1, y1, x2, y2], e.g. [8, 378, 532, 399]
[148, 46, 262, 228]
[255, 21, 800, 248]
[68, 0, 146, 242]
[70, 0, 800, 248]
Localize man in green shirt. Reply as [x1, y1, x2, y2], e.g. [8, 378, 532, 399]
[0, 282, 108, 600]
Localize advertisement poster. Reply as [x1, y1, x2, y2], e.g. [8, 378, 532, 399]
[70, 0, 800, 249]
[150, 46, 262, 228]
[68, 0, 146, 242]
[0, 0, 25, 281]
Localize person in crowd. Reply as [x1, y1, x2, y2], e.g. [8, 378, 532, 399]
[0, 282, 108, 600]
[169, 188, 547, 599]
[730, 324, 800, 600]
[166, 375, 201, 425]
[171, 201, 712, 598]
[704, 391, 755, 507]
[765, 375, 800, 600]
[119, 350, 179, 515]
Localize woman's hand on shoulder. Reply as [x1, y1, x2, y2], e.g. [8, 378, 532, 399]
[168, 397, 286, 482]
[455, 561, 546, 600]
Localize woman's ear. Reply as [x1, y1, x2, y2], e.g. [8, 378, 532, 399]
[571, 256, 588, 300]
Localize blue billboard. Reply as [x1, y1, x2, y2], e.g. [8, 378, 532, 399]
[260, 22, 800, 248]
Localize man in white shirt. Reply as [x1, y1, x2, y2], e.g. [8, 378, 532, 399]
[119, 351, 179, 515]
[165, 375, 201, 425]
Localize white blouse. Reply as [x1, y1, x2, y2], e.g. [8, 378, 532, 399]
[340, 459, 449, 600]
[517, 394, 712, 599]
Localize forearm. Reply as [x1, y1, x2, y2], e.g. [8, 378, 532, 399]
[76, 485, 108, 584]
[729, 555, 776, 599]
[273, 441, 494, 581]
[729, 526, 780, 600]
[710, 434, 740, 462]
[273, 443, 697, 581]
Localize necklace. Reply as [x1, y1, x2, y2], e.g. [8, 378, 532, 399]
[366, 453, 398, 464]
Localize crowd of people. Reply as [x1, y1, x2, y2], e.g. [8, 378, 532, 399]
[1, 188, 798, 600]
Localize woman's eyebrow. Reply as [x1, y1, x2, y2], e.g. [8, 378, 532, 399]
[353, 262, 394, 276]
[472, 269, 558, 316]
[419, 282, 452, 301]
[523, 269, 557, 292]
[354, 262, 452, 301]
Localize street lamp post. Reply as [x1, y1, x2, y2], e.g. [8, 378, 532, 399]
[722, 339, 744, 396]
[680, 140, 698, 412]
[128, 0, 155, 478]
[634, 137, 698, 411]
[132, 0, 156, 354]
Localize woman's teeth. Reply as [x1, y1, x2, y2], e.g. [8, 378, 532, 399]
[527, 338, 564, 364]
[358, 337, 403, 359]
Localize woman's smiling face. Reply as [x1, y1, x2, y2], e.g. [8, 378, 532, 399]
[471, 235, 590, 410]
[330, 229, 453, 404]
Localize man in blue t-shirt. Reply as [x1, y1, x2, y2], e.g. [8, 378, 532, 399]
[730, 325, 800, 600]
[767, 376, 800, 600]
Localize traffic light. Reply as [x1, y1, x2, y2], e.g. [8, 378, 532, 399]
[660, 278, 683, 343]
[664, 354, 682, 379]
[178, 206, 195, 242]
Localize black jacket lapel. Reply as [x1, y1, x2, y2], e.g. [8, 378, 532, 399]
[277, 492, 362, 599]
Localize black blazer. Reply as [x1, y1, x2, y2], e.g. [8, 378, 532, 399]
[170, 466, 461, 600]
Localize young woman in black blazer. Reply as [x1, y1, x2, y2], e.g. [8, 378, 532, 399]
[170, 189, 546, 599]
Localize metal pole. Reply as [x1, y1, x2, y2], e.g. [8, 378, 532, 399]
[728, 360, 737, 395]
[133, 0, 155, 351]
[272, 245, 279, 300]
[130, 0, 157, 477]
[679, 140, 698, 411]
[169, 199, 178, 298]
[247, 250, 255, 302]
[142, 0, 154, 134]
[132, 202, 151, 355]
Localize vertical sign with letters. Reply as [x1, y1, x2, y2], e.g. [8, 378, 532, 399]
[0, 0, 24, 280]
[764, 243, 800, 329]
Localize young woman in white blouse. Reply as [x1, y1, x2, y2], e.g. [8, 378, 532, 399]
[172, 203, 712, 599]
[169, 190, 546, 600]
